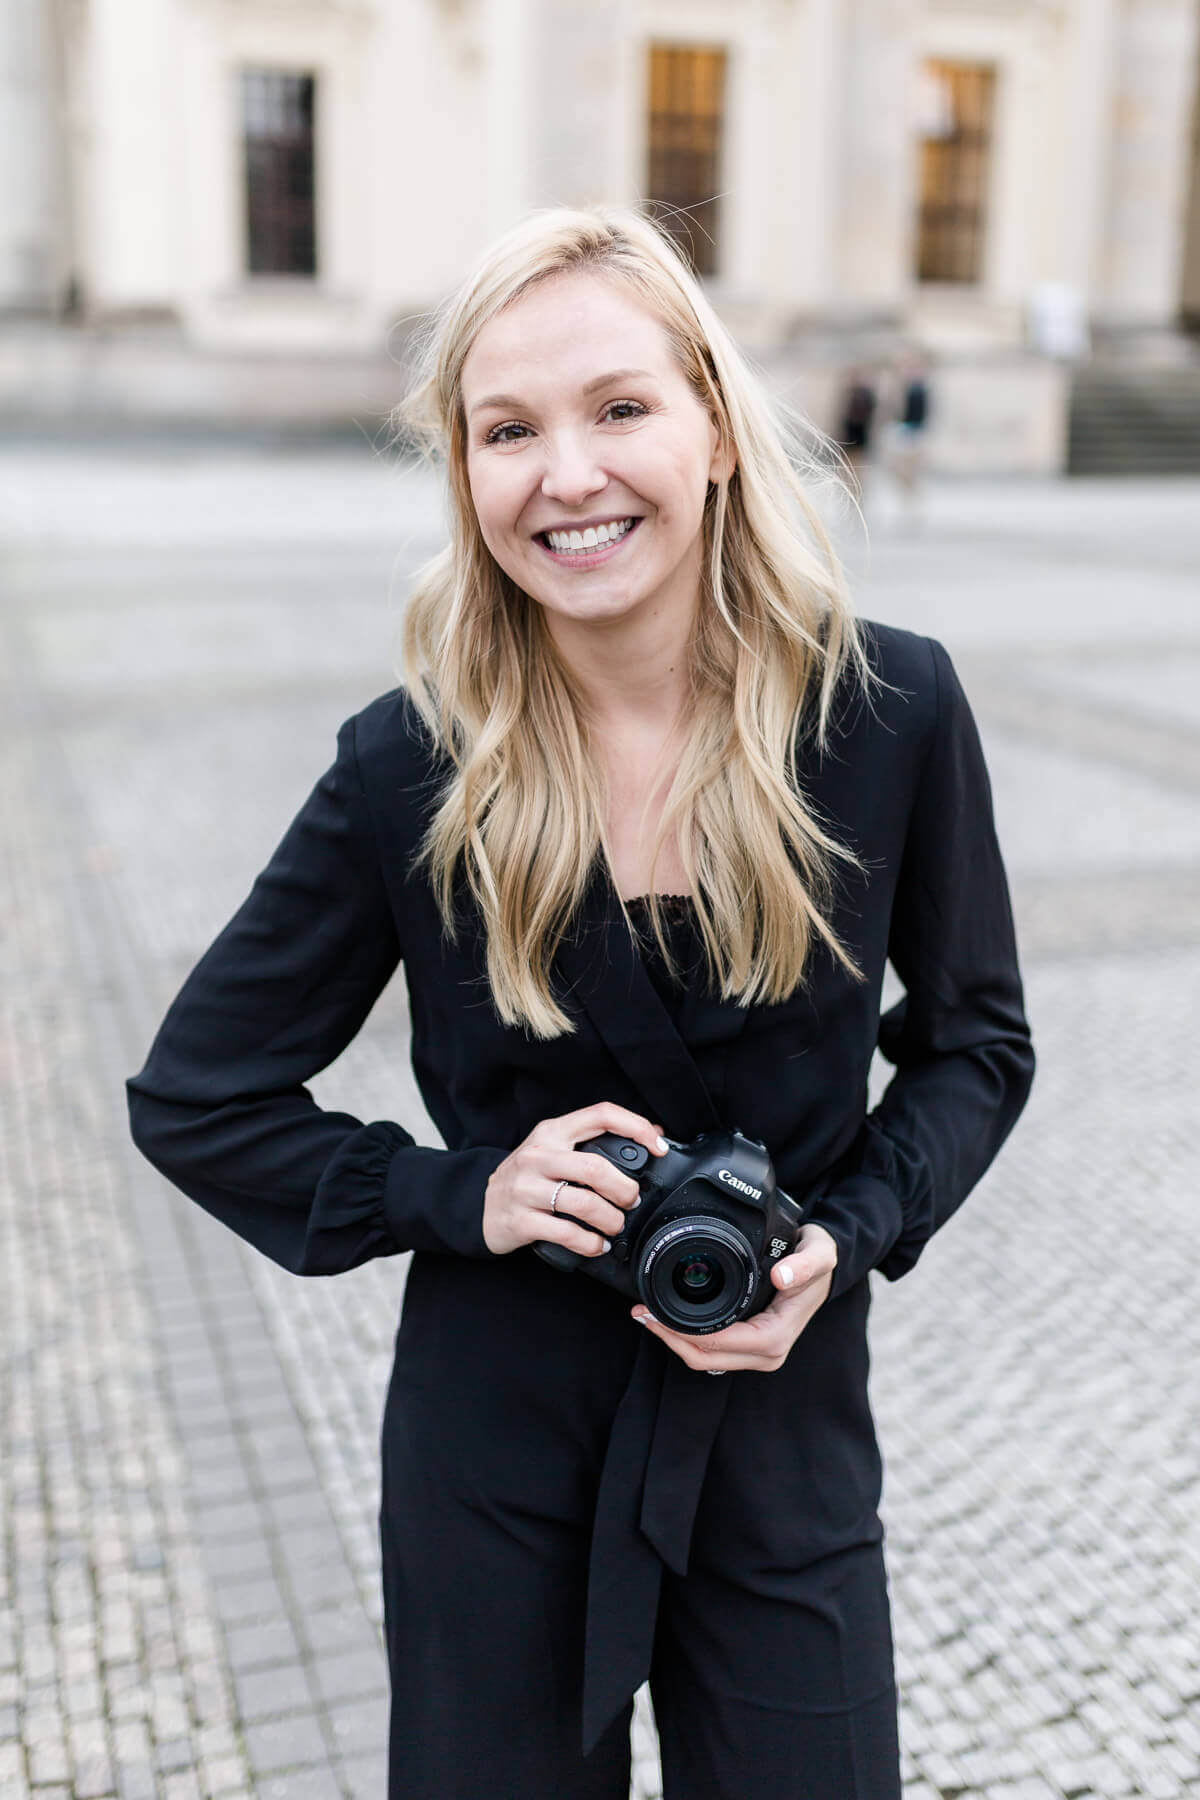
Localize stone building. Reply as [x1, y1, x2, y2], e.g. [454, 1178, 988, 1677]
[4, 0, 1200, 469]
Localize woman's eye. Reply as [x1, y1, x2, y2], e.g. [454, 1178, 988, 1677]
[484, 421, 531, 445]
[605, 401, 647, 423]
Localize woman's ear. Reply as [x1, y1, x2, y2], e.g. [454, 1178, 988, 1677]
[708, 419, 737, 487]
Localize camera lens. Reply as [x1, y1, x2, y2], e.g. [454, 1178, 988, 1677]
[638, 1217, 758, 1334]
[672, 1254, 725, 1303]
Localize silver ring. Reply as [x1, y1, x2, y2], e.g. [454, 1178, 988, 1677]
[706, 1369, 726, 1377]
[550, 1178, 568, 1214]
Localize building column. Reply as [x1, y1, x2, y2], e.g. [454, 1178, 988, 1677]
[1050, 0, 1120, 303]
[526, 0, 626, 208]
[0, 0, 64, 310]
[832, 0, 919, 317]
[1096, 0, 1200, 330]
[481, 0, 535, 235]
[1182, 31, 1200, 323]
[86, 0, 176, 315]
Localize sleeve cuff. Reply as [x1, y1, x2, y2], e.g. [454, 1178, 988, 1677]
[810, 1174, 904, 1301]
[301, 1124, 509, 1271]
[382, 1140, 510, 1260]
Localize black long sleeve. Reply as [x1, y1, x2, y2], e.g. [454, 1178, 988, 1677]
[126, 716, 507, 1275]
[813, 638, 1035, 1298]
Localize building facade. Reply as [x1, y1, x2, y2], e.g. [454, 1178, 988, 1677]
[4, 0, 1200, 465]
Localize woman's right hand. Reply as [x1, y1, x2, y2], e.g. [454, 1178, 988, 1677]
[482, 1103, 670, 1257]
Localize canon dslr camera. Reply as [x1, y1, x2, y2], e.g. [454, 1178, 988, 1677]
[534, 1128, 808, 1335]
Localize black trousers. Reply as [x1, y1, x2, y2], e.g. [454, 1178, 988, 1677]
[380, 1339, 900, 1799]
[380, 1251, 900, 1798]
[382, 1481, 898, 1797]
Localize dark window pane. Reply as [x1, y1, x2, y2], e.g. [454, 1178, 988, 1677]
[241, 68, 317, 277]
[916, 60, 995, 285]
[645, 45, 727, 277]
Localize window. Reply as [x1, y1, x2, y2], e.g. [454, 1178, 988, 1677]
[645, 45, 727, 277]
[241, 68, 317, 277]
[915, 60, 996, 284]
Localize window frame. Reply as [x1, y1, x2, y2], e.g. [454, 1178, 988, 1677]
[643, 40, 729, 280]
[914, 58, 998, 288]
[239, 65, 320, 282]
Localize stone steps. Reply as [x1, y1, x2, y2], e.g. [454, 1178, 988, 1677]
[1068, 362, 1200, 474]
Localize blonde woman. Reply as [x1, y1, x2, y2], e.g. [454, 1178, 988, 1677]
[128, 208, 1034, 1800]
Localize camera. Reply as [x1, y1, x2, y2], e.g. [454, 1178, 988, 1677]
[534, 1128, 808, 1335]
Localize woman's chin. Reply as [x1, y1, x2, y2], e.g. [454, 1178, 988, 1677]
[527, 571, 649, 622]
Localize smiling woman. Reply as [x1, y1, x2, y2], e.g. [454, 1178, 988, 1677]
[463, 275, 726, 659]
[396, 208, 869, 1039]
[128, 204, 1033, 1800]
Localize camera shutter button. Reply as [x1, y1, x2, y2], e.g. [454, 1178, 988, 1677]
[618, 1143, 648, 1170]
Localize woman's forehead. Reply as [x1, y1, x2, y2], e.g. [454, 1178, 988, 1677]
[461, 272, 680, 407]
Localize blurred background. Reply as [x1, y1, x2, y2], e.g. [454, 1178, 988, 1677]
[3, 0, 1200, 469]
[2, 5, 1200, 1800]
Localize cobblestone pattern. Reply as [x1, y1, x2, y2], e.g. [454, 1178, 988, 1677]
[2, 449, 1199, 1799]
[0, 694, 256, 1798]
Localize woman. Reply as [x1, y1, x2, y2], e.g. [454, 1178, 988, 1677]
[127, 207, 1034, 1800]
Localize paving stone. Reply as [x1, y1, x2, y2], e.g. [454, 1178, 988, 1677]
[155, 1737, 196, 1775]
[307, 1648, 388, 1706]
[205, 1535, 277, 1586]
[0, 1742, 29, 1799]
[200, 1756, 248, 1796]
[258, 1768, 345, 1800]
[232, 1663, 313, 1722]
[194, 1502, 266, 1544]
[161, 1773, 203, 1800]
[244, 1713, 330, 1776]
[298, 1607, 383, 1665]
[26, 1737, 70, 1786]
[340, 1752, 390, 1799]
[325, 1693, 389, 1754]
[210, 1575, 288, 1628]
[223, 1618, 303, 1674]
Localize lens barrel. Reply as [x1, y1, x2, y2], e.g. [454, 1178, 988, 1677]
[638, 1215, 759, 1333]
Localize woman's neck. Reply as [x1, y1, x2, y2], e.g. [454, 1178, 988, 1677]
[542, 584, 697, 746]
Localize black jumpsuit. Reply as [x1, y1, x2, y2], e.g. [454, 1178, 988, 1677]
[127, 623, 1035, 1799]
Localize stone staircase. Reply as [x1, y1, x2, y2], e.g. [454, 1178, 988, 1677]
[1068, 358, 1200, 474]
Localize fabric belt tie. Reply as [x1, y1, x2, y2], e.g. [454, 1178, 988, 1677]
[580, 1329, 734, 1754]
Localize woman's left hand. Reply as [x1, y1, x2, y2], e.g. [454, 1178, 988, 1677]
[631, 1223, 839, 1373]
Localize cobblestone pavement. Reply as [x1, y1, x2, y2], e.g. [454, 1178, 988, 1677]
[2, 444, 1198, 1799]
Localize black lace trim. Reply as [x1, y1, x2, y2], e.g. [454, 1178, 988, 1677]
[623, 891, 695, 919]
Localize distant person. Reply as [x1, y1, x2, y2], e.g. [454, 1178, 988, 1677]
[837, 368, 878, 490]
[127, 208, 1033, 1800]
[888, 352, 932, 520]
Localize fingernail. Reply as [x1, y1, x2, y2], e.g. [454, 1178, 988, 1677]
[777, 1265, 795, 1287]
[629, 1196, 642, 1209]
[655, 1136, 669, 1153]
[633, 1309, 651, 1323]
[599, 1241, 612, 1254]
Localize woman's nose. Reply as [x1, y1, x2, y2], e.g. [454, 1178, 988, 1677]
[540, 436, 606, 507]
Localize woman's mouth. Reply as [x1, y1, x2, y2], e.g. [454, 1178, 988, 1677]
[535, 516, 642, 567]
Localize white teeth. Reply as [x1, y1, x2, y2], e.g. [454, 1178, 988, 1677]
[544, 518, 636, 555]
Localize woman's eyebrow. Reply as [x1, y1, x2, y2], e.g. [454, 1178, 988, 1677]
[468, 368, 659, 418]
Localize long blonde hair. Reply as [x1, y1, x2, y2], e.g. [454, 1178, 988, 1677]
[395, 205, 870, 1040]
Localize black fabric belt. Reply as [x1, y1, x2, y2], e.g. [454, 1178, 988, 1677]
[581, 1328, 733, 1753]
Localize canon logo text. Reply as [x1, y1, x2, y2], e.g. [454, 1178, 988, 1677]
[717, 1168, 762, 1200]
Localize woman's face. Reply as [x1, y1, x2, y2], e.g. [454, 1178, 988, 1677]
[460, 270, 727, 636]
